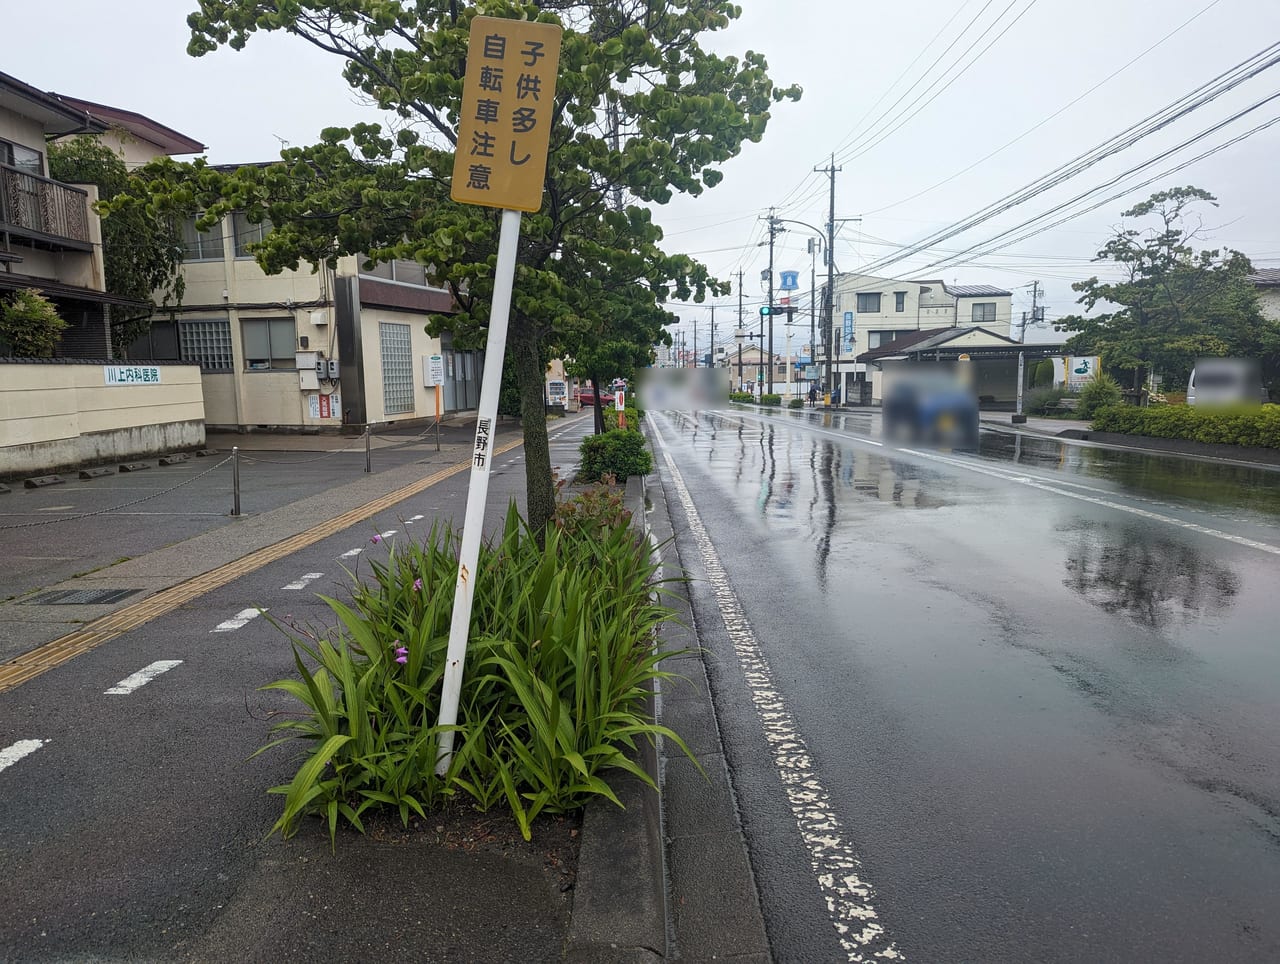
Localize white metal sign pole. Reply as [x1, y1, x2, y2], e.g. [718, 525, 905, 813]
[435, 207, 522, 774]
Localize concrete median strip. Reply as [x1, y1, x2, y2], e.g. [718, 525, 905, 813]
[0, 440, 521, 695]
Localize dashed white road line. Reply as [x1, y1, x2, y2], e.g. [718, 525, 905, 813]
[652, 424, 901, 962]
[212, 608, 266, 633]
[281, 572, 324, 590]
[378, 529, 398, 539]
[0, 739, 45, 774]
[104, 660, 183, 695]
[339, 547, 363, 559]
[404, 514, 425, 526]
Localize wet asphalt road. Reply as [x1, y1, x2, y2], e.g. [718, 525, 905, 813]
[649, 406, 1280, 963]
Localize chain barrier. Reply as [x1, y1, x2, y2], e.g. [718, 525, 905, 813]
[0, 455, 234, 530]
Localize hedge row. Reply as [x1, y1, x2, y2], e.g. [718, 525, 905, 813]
[1091, 404, 1280, 449]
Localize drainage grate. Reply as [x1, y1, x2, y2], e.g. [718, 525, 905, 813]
[25, 588, 142, 606]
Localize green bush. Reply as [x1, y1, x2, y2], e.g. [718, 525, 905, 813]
[728, 391, 754, 403]
[578, 428, 652, 482]
[759, 393, 782, 406]
[0, 289, 67, 358]
[1077, 372, 1122, 419]
[1091, 403, 1280, 449]
[601, 406, 643, 432]
[1031, 358, 1055, 388]
[1026, 386, 1070, 415]
[787, 397, 804, 408]
[259, 503, 689, 845]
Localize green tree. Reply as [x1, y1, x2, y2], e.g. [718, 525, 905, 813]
[0, 289, 68, 358]
[152, 0, 798, 535]
[1057, 186, 1280, 393]
[48, 136, 186, 352]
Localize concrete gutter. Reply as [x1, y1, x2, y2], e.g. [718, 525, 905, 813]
[565, 475, 666, 962]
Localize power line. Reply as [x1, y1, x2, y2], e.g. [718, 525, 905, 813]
[859, 0, 1226, 216]
[857, 40, 1280, 276]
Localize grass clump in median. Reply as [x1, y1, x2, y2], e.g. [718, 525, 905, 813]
[258, 498, 688, 845]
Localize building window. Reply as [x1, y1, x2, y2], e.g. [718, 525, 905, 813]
[360, 258, 429, 286]
[242, 317, 296, 370]
[0, 139, 43, 176]
[233, 212, 272, 257]
[895, 291, 907, 312]
[126, 321, 180, 360]
[856, 292, 882, 313]
[180, 215, 225, 261]
[380, 322, 414, 414]
[972, 302, 996, 323]
[178, 317, 233, 371]
[867, 330, 901, 350]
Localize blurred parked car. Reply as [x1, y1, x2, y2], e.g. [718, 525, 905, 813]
[882, 372, 980, 448]
[575, 388, 616, 406]
[1187, 359, 1267, 406]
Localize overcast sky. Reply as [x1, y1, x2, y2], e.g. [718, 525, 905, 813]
[9, 0, 1280, 349]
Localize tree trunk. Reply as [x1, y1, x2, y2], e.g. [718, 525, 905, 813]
[511, 321, 556, 539]
[591, 371, 606, 435]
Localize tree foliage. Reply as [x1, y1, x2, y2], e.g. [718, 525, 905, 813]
[141, 0, 799, 533]
[0, 289, 67, 358]
[48, 136, 186, 352]
[1057, 187, 1280, 391]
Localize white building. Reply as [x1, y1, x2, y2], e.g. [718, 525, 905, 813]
[821, 273, 1013, 403]
[1249, 268, 1280, 322]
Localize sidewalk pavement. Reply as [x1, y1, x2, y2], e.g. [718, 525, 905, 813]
[0, 417, 763, 962]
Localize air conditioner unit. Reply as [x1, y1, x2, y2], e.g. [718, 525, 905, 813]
[309, 310, 328, 326]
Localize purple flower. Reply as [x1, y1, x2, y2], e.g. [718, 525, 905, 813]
[395, 645, 408, 656]
[413, 578, 423, 592]
[370, 534, 382, 544]
[395, 655, 408, 664]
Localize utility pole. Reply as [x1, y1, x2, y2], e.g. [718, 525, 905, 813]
[808, 237, 819, 388]
[816, 156, 841, 396]
[693, 316, 698, 369]
[1018, 280, 1040, 342]
[761, 209, 783, 394]
[709, 305, 716, 370]
[737, 269, 745, 392]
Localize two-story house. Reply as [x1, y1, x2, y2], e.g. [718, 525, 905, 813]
[0, 71, 115, 356]
[822, 272, 1013, 403]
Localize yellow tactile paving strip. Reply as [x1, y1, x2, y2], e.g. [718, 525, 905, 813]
[0, 440, 522, 694]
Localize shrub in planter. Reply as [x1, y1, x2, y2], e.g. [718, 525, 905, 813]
[1077, 372, 1122, 419]
[1026, 386, 1069, 415]
[728, 391, 753, 403]
[259, 503, 690, 844]
[1092, 403, 1280, 449]
[578, 428, 652, 482]
[759, 393, 782, 406]
[788, 397, 804, 408]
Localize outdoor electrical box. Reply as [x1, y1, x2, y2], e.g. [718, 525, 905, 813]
[314, 358, 326, 377]
[327, 359, 340, 379]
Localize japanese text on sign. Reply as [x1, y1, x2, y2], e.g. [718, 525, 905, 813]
[104, 365, 162, 385]
[451, 17, 562, 212]
[473, 417, 492, 469]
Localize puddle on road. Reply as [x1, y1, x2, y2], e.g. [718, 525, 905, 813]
[1058, 518, 1241, 631]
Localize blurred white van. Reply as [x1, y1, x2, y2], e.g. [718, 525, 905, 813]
[1187, 359, 1267, 406]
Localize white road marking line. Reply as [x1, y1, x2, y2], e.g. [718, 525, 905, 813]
[404, 514, 425, 526]
[652, 425, 902, 962]
[378, 529, 398, 539]
[104, 660, 183, 695]
[0, 739, 45, 774]
[212, 608, 266, 633]
[281, 573, 323, 590]
[897, 447, 1280, 556]
[340, 547, 363, 558]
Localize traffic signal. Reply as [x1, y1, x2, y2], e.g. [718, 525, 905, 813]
[759, 305, 772, 317]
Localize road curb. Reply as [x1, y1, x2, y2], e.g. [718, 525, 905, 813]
[565, 475, 667, 962]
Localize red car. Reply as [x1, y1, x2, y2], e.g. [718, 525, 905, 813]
[575, 388, 616, 406]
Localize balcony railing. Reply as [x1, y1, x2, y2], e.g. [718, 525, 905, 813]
[0, 162, 91, 248]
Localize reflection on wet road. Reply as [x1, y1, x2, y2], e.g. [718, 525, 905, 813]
[651, 407, 1280, 964]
